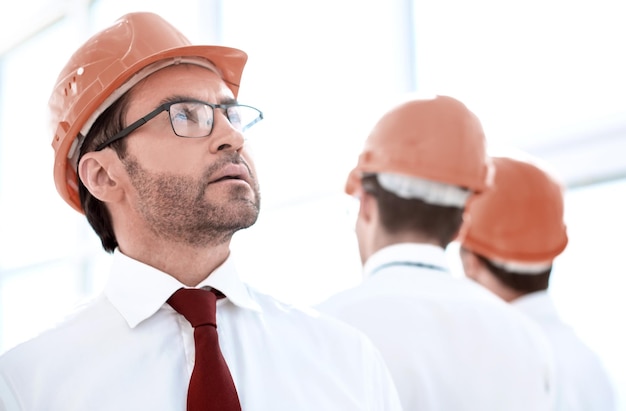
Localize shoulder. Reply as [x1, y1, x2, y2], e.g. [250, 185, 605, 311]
[0, 294, 112, 370]
[249, 287, 364, 334]
[246, 286, 383, 354]
[242, 289, 403, 408]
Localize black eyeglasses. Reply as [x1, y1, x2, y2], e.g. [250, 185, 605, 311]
[95, 100, 263, 151]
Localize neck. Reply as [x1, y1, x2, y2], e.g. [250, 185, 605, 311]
[479, 271, 525, 303]
[117, 237, 231, 287]
[111, 204, 235, 286]
[375, 230, 441, 251]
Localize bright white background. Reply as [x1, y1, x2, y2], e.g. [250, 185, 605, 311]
[0, 0, 624, 408]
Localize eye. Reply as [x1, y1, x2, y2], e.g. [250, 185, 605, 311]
[168, 102, 215, 137]
[170, 103, 197, 124]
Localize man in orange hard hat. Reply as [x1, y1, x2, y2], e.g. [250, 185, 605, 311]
[0, 12, 403, 411]
[318, 95, 557, 410]
[458, 155, 616, 411]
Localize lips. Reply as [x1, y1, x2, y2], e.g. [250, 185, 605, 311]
[208, 163, 250, 185]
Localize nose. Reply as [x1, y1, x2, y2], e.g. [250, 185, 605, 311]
[208, 110, 245, 153]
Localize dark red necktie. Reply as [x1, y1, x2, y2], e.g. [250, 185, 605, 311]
[168, 288, 242, 411]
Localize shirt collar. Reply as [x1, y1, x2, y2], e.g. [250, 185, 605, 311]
[512, 290, 560, 320]
[196, 256, 261, 313]
[363, 243, 450, 278]
[105, 249, 261, 329]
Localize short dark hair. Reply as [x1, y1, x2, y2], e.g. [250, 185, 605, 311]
[77, 92, 132, 253]
[361, 174, 464, 247]
[476, 253, 551, 293]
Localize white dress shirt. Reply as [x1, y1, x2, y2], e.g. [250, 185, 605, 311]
[514, 291, 616, 411]
[0, 250, 402, 411]
[318, 243, 556, 411]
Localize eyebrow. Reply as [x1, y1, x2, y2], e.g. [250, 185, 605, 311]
[158, 95, 238, 106]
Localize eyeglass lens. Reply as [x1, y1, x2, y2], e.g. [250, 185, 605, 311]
[169, 102, 261, 138]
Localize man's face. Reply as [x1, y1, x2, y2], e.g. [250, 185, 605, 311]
[117, 64, 261, 247]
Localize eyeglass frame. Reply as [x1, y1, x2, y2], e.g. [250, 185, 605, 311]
[94, 99, 263, 152]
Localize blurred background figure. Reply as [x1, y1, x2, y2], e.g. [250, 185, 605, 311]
[459, 155, 616, 411]
[318, 95, 556, 411]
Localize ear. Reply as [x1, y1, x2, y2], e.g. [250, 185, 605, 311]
[358, 189, 376, 224]
[78, 152, 125, 204]
[354, 188, 378, 265]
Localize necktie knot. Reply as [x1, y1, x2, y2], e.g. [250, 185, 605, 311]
[168, 288, 218, 328]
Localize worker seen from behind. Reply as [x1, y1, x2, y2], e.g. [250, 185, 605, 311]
[459, 155, 617, 411]
[318, 95, 557, 411]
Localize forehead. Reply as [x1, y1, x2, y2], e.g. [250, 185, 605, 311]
[128, 63, 234, 104]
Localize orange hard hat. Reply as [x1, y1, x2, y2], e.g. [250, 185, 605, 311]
[460, 156, 568, 265]
[49, 12, 248, 213]
[345, 95, 492, 196]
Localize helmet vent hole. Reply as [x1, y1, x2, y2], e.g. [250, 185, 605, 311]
[67, 77, 78, 95]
